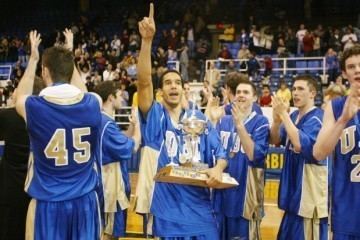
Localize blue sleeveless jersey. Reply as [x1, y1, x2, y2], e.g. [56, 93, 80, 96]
[216, 112, 269, 219]
[24, 93, 101, 201]
[331, 97, 360, 236]
[278, 107, 328, 219]
[140, 102, 227, 236]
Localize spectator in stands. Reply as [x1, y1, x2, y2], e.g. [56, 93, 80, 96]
[285, 27, 297, 54]
[264, 56, 273, 77]
[259, 84, 272, 106]
[329, 28, 342, 53]
[167, 46, 178, 61]
[249, 25, 261, 54]
[91, 70, 102, 85]
[111, 34, 121, 56]
[119, 82, 129, 107]
[108, 49, 120, 68]
[103, 63, 116, 81]
[326, 48, 340, 82]
[181, 81, 197, 110]
[129, 30, 140, 52]
[95, 51, 107, 73]
[313, 33, 322, 56]
[342, 27, 358, 50]
[322, 82, 347, 109]
[334, 75, 348, 94]
[168, 29, 179, 51]
[85, 76, 95, 92]
[159, 29, 169, 50]
[180, 45, 189, 81]
[226, 60, 237, 74]
[239, 28, 249, 47]
[126, 58, 137, 79]
[121, 29, 129, 52]
[205, 62, 221, 89]
[187, 24, 195, 58]
[218, 45, 232, 59]
[277, 37, 288, 56]
[296, 23, 307, 54]
[237, 44, 251, 59]
[247, 52, 260, 77]
[276, 81, 292, 104]
[302, 30, 314, 57]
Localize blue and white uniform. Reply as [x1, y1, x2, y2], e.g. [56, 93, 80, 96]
[216, 112, 269, 240]
[135, 102, 227, 239]
[331, 97, 360, 239]
[24, 84, 102, 240]
[277, 107, 328, 240]
[98, 111, 135, 237]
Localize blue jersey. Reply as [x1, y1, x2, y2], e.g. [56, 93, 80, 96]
[216, 112, 269, 219]
[24, 92, 101, 202]
[99, 112, 134, 212]
[139, 102, 227, 236]
[278, 107, 328, 218]
[331, 97, 360, 236]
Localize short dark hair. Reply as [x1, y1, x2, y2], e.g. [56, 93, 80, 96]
[42, 47, 74, 83]
[94, 81, 120, 102]
[294, 74, 318, 91]
[159, 69, 183, 89]
[33, 76, 46, 95]
[225, 72, 256, 96]
[340, 44, 360, 71]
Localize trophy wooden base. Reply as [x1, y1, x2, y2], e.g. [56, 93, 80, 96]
[154, 165, 238, 189]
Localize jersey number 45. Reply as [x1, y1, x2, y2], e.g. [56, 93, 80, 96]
[44, 127, 91, 166]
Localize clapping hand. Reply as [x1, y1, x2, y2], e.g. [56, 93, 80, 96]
[272, 96, 289, 122]
[341, 82, 360, 122]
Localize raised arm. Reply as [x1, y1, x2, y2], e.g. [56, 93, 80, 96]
[314, 87, 359, 160]
[137, 3, 156, 115]
[16, 30, 41, 120]
[63, 28, 87, 92]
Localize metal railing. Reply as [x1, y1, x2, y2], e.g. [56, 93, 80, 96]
[205, 56, 326, 77]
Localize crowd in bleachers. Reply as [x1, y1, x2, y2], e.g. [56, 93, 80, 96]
[0, 1, 358, 110]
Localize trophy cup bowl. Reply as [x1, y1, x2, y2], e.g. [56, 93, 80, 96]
[181, 115, 207, 136]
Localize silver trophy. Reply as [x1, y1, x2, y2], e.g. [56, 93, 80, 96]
[179, 92, 207, 168]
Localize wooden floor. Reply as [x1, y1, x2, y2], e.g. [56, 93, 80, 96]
[121, 174, 283, 240]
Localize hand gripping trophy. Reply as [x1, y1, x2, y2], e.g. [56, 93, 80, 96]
[155, 91, 238, 188]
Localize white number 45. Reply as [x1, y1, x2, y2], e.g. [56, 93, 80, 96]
[44, 128, 91, 166]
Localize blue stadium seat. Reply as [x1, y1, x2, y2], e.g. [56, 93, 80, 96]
[296, 61, 307, 74]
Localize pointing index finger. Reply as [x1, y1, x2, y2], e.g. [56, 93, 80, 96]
[149, 3, 154, 19]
